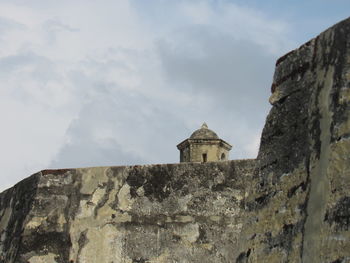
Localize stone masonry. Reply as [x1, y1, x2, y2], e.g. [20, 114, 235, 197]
[177, 123, 232, 163]
[1, 17, 350, 263]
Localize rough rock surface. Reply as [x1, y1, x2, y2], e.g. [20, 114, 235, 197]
[0, 161, 255, 263]
[1, 17, 350, 263]
[242, 17, 350, 262]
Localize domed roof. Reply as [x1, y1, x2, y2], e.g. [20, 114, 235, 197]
[190, 123, 219, 140]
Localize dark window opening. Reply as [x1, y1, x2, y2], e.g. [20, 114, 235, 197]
[221, 153, 226, 160]
[202, 153, 207, 163]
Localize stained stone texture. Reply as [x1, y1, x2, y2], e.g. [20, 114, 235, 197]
[237, 17, 350, 262]
[1, 17, 350, 263]
[0, 161, 255, 263]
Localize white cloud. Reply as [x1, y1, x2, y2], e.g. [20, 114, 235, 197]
[0, 0, 295, 191]
[243, 132, 262, 158]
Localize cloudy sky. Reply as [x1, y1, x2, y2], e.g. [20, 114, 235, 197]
[0, 0, 349, 191]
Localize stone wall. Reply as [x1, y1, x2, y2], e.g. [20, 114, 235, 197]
[1, 17, 350, 263]
[189, 142, 229, 162]
[236, 17, 350, 262]
[0, 160, 255, 263]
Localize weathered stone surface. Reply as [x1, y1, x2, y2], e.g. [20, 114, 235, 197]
[0, 160, 255, 263]
[237, 17, 350, 262]
[1, 17, 350, 263]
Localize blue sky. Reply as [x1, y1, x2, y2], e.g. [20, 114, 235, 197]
[0, 0, 349, 191]
[133, 0, 350, 44]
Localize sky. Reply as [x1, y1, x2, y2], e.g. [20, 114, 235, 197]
[0, 0, 349, 191]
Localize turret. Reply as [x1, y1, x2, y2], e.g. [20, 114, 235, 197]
[177, 123, 232, 162]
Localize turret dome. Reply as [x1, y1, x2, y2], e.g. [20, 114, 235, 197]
[189, 123, 219, 140]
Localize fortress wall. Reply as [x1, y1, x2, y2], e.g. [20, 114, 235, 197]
[236, 18, 350, 262]
[1, 17, 350, 263]
[0, 160, 256, 263]
[0, 174, 40, 262]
